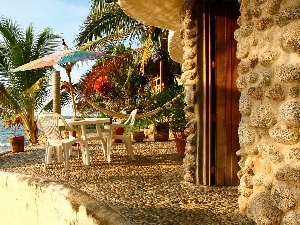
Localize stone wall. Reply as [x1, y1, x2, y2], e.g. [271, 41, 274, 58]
[180, 0, 201, 184]
[0, 171, 130, 225]
[234, 0, 300, 224]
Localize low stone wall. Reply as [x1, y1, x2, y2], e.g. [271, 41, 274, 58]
[0, 171, 130, 225]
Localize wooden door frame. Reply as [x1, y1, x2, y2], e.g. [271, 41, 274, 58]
[205, 0, 215, 186]
[204, 0, 240, 186]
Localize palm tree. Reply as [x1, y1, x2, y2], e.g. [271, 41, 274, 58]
[75, 0, 145, 51]
[0, 16, 61, 143]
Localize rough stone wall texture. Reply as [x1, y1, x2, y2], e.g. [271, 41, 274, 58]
[180, 0, 199, 183]
[0, 171, 130, 225]
[235, 0, 300, 224]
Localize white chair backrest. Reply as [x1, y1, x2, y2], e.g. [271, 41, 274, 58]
[37, 113, 72, 141]
[121, 109, 137, 134]
[124, 109, 137, 126]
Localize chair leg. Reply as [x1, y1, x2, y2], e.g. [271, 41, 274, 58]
[77, 144, 81, 159]
[44, 144, 52, 169]
[107, 138, 111, 163]
[63, 144, 70, 171]
[78, 142, 91, 166]
[46, 146, 52, 164]
[124, 139, 135, 160]
[102, 142, 107, 158]
[56, 146, 63, 163]
[80, 145, 86, 163]
[69, 147, 73, 157]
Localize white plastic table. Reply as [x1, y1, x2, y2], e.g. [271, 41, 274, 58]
[65, 118, 110, 165]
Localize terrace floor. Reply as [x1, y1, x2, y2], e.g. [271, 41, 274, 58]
[0, 133, 254, 225]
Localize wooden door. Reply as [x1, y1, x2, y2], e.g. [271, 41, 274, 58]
[206, 0, 240, 185]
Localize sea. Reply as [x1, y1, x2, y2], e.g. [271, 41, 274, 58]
[0, 122, 27, 153]
[0, 116, 73, 153]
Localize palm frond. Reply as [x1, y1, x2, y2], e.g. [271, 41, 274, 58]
[75, 1, 142, 48]
[79, 25, 145, 51]
[142, 38, 154, 64]
[0, 83, 21, 118]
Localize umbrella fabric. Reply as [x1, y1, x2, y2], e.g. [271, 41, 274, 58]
[11, 58, 54, 72]
[58, 51, 108, 64]
[11, 50, 109, 72]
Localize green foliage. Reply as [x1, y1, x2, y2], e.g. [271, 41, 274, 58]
[145, 83, 180, 114]
[132, 118, 153, 132]
[145, 83, 186, 131]
[169, 92, 186, 131]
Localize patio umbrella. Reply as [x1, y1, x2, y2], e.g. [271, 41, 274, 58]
[11, 42, 111, 120]
[11, 49, 109, 72]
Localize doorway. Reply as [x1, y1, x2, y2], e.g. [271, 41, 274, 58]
[206, 0, 240, 185]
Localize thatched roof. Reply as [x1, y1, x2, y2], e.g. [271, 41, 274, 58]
[118, 0, 184, 63]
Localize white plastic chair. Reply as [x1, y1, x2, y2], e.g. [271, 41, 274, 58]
[106, 109, 137, 162]
[37, 113, 84, 170]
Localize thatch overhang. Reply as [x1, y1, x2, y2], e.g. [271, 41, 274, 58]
[118, 0, 185, 63]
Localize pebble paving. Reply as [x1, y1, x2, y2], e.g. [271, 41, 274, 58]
[0, 134, 254, 225]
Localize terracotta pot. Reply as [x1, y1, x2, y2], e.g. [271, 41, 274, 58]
[8, 136, 24, 153]
[64, 130, 76, 139]
[64, 131, 79, 148]
[173, 131, 187, 158]
[133, 131, 145, 142]
[112, 127, 124, 143]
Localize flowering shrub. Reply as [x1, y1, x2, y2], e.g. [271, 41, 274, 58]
[76, 48, 152, 113]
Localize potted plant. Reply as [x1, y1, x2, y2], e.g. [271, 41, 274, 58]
[132, 118, 152, 142]
[2, 115, 25, 153]
[132, 130, 145, 142]
[145, 88, 172, 141]
[146, 83, 185, 142]
[169, 88, 187, 158]
[154, 121, 170, 141]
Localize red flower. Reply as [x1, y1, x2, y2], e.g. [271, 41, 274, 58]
[94, 76, 111, 96]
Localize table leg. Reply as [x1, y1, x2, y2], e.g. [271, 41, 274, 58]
[96, 123, 107, 157]
[81, 125, 90, 166]
[56, 146, 62, 163]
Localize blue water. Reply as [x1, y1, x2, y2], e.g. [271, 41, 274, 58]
[0, 116, 72, 153]
[0, 123, 27, 153]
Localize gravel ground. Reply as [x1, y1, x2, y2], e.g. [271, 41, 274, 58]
[0, 133, 254, 225]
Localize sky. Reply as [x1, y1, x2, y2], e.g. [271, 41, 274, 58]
[0, 0, 92, 116]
